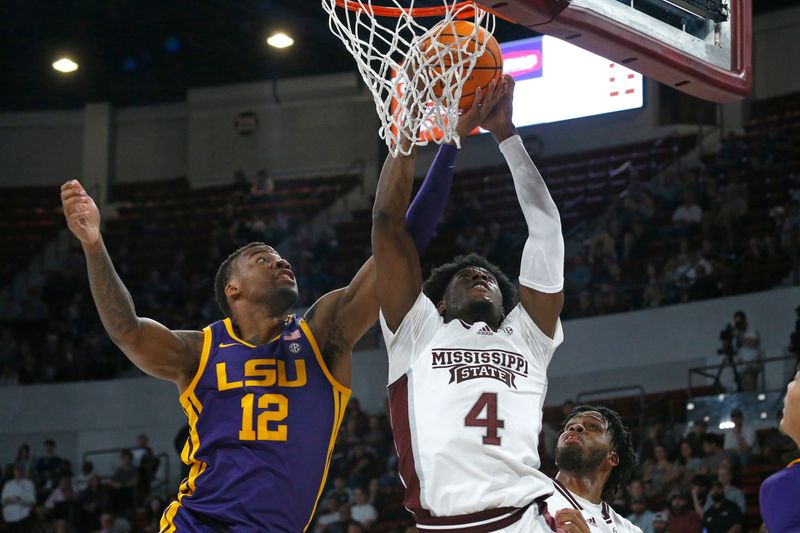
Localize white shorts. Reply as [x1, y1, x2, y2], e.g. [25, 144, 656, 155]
[415, 498, 558, 533]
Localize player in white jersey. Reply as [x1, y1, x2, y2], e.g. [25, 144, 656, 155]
[372, 76, 579, 532]
[546, 406, 641, 533]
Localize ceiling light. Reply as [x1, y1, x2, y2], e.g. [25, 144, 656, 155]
[52, 57, 79, 73]
[267, 33, 294, 49]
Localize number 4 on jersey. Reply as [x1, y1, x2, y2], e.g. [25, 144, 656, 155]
[464, 393, 505, 445]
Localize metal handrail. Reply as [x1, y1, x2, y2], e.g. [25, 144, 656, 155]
[688, 353, 799, 399]
[82, 447, 171, 499]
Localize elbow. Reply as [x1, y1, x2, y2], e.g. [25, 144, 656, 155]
[371, 209, 403, 233]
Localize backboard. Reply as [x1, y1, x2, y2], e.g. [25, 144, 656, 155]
[476, 0, 752, 103]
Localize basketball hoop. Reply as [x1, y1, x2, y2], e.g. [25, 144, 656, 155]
[323, 1, 496, 156]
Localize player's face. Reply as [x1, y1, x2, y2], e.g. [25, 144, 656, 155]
[232, 246, 298, 313]
[780, 369, 800, 446]
[441, 267, 504, 324]
[556, 411, 618, 473]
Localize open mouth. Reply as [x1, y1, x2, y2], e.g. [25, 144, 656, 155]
[563, 434, 582, 444]
[471, 281, 489, 290]
[277, 270, 295, 282]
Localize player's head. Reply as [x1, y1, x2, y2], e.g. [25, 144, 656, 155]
[780, 363, 800, 446]
[214, 242, 298, 317]
[423, 253, 516, 329]
[556, 405, 637, 501]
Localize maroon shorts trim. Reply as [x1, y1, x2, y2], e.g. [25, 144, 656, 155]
[415, 496, 557, 533]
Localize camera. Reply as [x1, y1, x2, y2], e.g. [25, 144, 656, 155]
[717, 323, 736, 356]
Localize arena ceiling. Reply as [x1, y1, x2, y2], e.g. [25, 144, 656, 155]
[0, 0, 793, 112]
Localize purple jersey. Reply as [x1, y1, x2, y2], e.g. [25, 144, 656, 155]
[160, 315, 349, 532]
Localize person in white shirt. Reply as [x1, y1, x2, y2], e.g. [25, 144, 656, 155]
[349, 487, 378, 529]
[2, 465, 36, 531]
[671, 191, 703, 227]
[545, 405, 642, 533]
[723, 408, 757, 466]
[372, 77, 580, 533]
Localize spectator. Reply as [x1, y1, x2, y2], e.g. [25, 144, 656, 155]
[671, 191, 703, 232]
[108, 450, 137, 513]
[684, 419, 708, 457]
[665, 490, 702, 533]
[73, 460, 94, 495]
[131, 434, 158, 502]
[701, 480, 742, 533]
[316, 496, 345, 531]
[705, 465, 745, 514]
[93, 512, 115, 533]
[2, 465, 35, 532]
[79, 475, 110, 527]
[643, 445, 679, 497]
[323, 504, 353, 533]
[350, 487, 378, 529]
[723, 408, 757, 465]
[143, 496, 166, 533]
[674, 440, 704, 485]
[250, 169, 275, 200]
[626, 496, 655, 533]
[323, 477, 352, 507]
[732, 311, 762, 391]
[45, 476, 74, 511]
[13, 444, 34, 481]
[651, 511, 669, 533]
[565, 254, 592, 293]
[701, 433, 735, 475]
[35, 439, 68, 493]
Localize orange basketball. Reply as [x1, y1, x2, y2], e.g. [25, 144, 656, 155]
[426, 21, 503, 111]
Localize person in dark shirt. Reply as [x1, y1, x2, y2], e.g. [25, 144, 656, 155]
[702, 481, 742, 533]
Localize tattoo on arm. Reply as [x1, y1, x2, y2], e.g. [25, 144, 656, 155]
[84, 243, 140, 345]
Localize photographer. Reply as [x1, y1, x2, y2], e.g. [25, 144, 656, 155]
[718, 311, 762, 391]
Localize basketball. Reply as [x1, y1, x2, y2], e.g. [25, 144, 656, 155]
[425, 21, 503, 111]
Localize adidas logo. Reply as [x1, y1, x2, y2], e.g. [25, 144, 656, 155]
[477, 325, 493, 335]
[586, 517, 597, 526]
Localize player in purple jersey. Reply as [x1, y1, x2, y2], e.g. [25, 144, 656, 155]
[759, 363, 800, 532]
[59, 87, 502, 533]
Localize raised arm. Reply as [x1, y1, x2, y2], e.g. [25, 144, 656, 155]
[60, 181, 202, 388]
[482, 77, 564, 337]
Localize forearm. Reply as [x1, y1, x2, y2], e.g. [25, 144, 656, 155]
[499, 135, 564, 292]
[82, 238, 140, 346]
[373, 151, 417, 230]
[405, 143, 458, 251]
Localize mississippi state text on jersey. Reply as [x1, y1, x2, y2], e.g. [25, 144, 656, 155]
[160, 315, 349, 533]
[380, 292, 563, 526]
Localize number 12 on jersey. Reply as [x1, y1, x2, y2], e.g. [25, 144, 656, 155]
[464, 393, 505, 445]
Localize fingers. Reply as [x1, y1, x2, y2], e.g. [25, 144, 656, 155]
[555, 509, 590, 533]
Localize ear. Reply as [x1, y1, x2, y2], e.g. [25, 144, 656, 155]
[608, 450, 620, 467]
[436, 301, 446, 316]
[225, 280, 240, 300]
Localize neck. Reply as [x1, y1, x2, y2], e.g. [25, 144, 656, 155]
[447, 310, 500, 330]
[555, 470, 608, 504]
[232, 305, 286, 345]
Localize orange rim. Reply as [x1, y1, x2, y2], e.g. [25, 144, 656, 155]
[333, 0, 479, 18]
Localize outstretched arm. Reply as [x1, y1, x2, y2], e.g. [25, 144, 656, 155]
[61, 181, 202, 388]
[482, 76, 564, 337]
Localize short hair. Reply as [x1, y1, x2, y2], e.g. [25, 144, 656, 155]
[561, 404, 637, 501]
[214, 242, 267, 316]
[422, 253, 517, 316]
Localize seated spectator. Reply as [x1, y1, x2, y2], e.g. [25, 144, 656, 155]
[323, 504, 353, 533]
[2, 464, 36, 532]
[250, 169, 275, 200]
[131, 434, 159, 503]
[700, 433, 735, 476]
[93, 512, 115, 533]
[626, 496, 655, 533]
[704, 464, 745, 514]
[350, 487, 378, 530]
[143, 495, 166, 533]
[565, 254, 592, 293]
[316, 496, 346, 531]
[323, 476, 353, 507]
[674, 439, 704, 485]
[671, 191, 703, 233]
[13, 444, 34, 481]
[36, 438, 69, 493]
[79, 475, 110, 526]
[108, 450, 137, 513]
[701, 480, 743, 533]
[651, 511, 668, 533]
[666, 490, 702, 533]
[644, 445, 679, 497]
[683, 419, 708, 457]
[45, 476, 74, 511]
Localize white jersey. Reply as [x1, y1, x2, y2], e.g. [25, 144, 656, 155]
[546, 479, 643, 533]
[380, 292, 563, 522]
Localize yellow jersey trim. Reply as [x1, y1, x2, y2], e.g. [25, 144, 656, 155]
[178, 326, 212, 404]
[222, 317, 283, 347]
[159, 500, 181, 533]
[788, 458, 800, 468]
[298, 318, 351, 395]
[304, 386, 350, 531]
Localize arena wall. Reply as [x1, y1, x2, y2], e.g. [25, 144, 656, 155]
[1, 6, 798, 189]
[3, 285, 797, 489]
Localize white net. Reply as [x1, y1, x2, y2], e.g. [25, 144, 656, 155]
[323, 0, 496, 156]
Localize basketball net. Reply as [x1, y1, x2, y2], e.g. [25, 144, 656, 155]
[323, 1, 495, 156]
